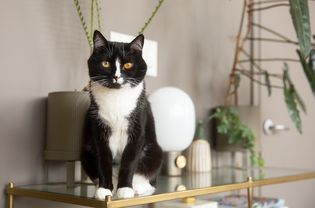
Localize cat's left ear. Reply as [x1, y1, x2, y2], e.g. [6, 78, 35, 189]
[130, 34, 144, 52]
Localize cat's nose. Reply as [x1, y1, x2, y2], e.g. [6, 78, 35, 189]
[113, 76, 118, 81]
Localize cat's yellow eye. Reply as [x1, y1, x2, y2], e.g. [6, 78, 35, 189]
[123, 62, 133, 70]
[102, 61, 110, 68]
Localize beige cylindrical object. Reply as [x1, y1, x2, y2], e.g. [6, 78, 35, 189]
[186, 140, 212, 172]
[44, 91, 90, 161]
[162, 151, 186, 176]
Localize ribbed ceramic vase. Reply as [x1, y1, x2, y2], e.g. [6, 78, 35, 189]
[186, 121, 212, 172]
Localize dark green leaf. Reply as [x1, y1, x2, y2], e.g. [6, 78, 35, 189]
[309, 49, 315, 75]
[289, 0, 311, 57]
[212, 107, 263, 167]
[283, 67, 303, 133]
[297, 49, 315, 96]
[264, 71, 272, 96]
[230, 74, 241, 95]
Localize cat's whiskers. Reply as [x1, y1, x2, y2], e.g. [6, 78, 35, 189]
[126, 78, 139, 86]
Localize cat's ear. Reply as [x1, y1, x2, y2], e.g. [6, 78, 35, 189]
[93, 30, 108, 50]
[130, 34, 144, 52]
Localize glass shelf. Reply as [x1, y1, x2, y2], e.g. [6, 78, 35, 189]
[7, 167, 315, 208]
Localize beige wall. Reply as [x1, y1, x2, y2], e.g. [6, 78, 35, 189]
[259, 1, 315, 207]
[0, 0, 314, 207]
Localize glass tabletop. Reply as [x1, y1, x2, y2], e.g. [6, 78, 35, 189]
[15, 167, 315, 200]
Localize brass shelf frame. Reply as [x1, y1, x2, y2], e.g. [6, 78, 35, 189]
[6, 171, 315, 208]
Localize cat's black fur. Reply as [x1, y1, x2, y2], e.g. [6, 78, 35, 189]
[81, 31, 162, 197]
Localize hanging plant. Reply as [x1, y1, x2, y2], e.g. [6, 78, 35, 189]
[210, 107, 264, 168]
[73, 0, 166, 51]
[225, 0, 314, 134]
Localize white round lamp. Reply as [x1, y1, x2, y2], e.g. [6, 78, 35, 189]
[149, 87, 196, 176]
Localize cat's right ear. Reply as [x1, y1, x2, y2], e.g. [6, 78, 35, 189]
[93, 30, 108, 51]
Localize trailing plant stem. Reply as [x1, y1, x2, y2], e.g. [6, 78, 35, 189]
[225, 0, 248, 105]
[239, 58, 300, 63]
[138, 0, 166, 34]
[249, 3, 290, 12]
[73, 0, 93, 50]
[237, 69, 284, 89]
[90, 0, 94, 42]
[95, 0, 102, 31]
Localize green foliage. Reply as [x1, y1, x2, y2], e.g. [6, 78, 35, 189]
[264, 71, 272, 97]
[73, 0, 94, 50]
[297, 49, 315, 96]
[138, 0, 166, 35]
[289, 0, 315, 99]
[212, 107, 264, 167]
[283, 64, 306, 134]
[73, 0, 165, 50]
[289, 0, 312, 58]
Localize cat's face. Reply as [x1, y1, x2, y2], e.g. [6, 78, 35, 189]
[88, 31, 147, 89]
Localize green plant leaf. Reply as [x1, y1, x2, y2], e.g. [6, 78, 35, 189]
[309, 49, 315, 78]
[289, 0, 312, 57]
[264, 71, 272, 96]
[211, 107, 263, 167]
[230, 74, 241, 95]
[297, 49, 315, 96]
[283, 66, 303, 133]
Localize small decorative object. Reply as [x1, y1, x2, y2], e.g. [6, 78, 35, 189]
[149, 87, 196, 176]
[186, 120, 211, 173]
[210, 106, 264, 168]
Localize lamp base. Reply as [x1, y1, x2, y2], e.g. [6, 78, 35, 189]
[162, 151, 186, 176]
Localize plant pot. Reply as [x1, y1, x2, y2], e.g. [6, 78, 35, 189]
[210, 106, 261, 152]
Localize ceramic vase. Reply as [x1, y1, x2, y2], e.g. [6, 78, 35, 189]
[186, 121, 211, 172]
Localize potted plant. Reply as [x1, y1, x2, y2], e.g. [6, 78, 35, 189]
[210, 0, 315, 168]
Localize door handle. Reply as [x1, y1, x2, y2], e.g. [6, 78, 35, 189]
[263, 119, 289, 135]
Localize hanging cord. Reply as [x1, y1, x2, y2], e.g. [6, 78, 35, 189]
[73, 0, 166, 49]
[73, 0, 93, 50]
[138, 0, 166, 35]
[95, 0, 103, 32]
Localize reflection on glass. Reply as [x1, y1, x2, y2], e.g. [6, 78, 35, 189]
[18, 167, 313, 200]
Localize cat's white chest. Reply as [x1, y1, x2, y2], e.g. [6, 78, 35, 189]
[92, 82, 143, 160]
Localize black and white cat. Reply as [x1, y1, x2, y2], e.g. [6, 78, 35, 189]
[81, 31, 163, 200]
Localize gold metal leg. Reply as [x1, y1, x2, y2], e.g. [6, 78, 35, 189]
[105, 195, 112, 208]
[7, 182, 14, 208]
[247, 177, 253, 208]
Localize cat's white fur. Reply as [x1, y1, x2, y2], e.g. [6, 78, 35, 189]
[132, 174, 155, 196]
[91, 81, 143, 160]
[116, 187, 135, 198]
[95, 187, 112, 200]
[92, 81, 154, 199]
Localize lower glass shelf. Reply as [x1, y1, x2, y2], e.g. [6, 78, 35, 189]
[6, 167, 315, 208]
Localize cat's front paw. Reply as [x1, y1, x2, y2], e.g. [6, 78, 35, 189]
[95, 187, 112, 200]
[133, 182, 155, 196]
[116, 187, 135, 199]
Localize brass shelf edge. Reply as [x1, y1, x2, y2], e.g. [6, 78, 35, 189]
[108, 171, 315, 208]
[252, 172, 315, 187]
[7, 186, 106, 208]
[108, 182, 251, 208]
[6, 171, 315, 208]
